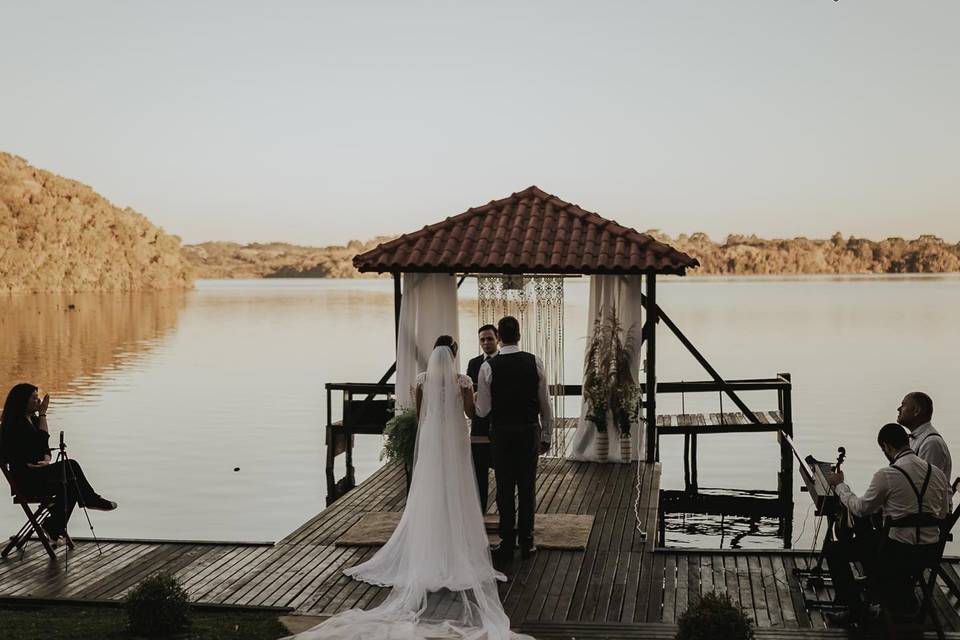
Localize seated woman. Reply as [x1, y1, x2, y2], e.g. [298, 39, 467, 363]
[0, 383, 117, 543]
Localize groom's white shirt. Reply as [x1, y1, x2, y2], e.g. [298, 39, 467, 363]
[475, 345, 554, 444]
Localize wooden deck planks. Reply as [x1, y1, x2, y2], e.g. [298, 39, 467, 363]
[566, 463, 627, 621]
[284, 546, 358, 612]
[526, 460, 597, 622]
[543, 460, 605, 622]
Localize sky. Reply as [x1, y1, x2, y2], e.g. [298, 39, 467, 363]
[1, 1, 958, 245]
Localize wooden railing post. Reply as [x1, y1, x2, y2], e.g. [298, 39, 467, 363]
[393, 272, 402, 348]
[645, 273, 658, 462]
[777, 372, 794, 548]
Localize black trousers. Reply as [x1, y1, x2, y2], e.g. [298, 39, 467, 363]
[18, 459, 100, 537]
[492, 424, 538, 549]
[471, 442, 492, 513]
[826, 525, 939, 613]
[825, 526, 881, 611]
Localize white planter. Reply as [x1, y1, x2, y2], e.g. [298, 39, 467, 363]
[620, 433, 632, 462]
[595, 430, 609, 462]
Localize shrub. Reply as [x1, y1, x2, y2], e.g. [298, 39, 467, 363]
[675, 591, 754, 640]
[125, 573, 191, 637]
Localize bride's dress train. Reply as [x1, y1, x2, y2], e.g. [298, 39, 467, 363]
[284, 346, 532, 640]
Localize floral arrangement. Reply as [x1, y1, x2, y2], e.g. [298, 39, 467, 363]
[381, 408, 418, 470]
[583, 309, 641, 436]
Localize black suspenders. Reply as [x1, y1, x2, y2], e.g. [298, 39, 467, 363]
[916, 432, 944, 449]
[890, 461, 934, 542]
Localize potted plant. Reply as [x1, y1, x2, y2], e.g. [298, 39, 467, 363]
[382, 408, 417, 491]
[583, 316, 611, 460]
[609, 318, 641, 460]
[583, 309, 641, 462]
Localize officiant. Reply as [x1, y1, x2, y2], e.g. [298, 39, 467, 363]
[466, 324, 499, 512]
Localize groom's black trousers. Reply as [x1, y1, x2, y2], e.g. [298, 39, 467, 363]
[492, 423, 539, 549]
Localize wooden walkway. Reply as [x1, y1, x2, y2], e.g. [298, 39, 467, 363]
[2, 458, 959, 637]
[656, 410, 786, 434]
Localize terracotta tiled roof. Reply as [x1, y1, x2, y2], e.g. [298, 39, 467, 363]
[353, 186, 699, 276]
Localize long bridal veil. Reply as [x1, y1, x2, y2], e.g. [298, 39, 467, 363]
[284, 346, 532, 640]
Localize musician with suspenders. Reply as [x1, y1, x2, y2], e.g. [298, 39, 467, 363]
[825, 423, 951, 625]
[898, 391, 952, 482]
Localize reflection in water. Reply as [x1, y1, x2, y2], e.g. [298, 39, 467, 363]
[0, 290, 186, 397]
[662, 512, 783, 550]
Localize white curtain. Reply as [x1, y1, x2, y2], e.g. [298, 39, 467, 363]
[394, 273, 459, 411]
[567, 274, 645, 463]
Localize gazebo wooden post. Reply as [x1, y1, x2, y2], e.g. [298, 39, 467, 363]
[393, 271, 402, 348]
[645, 272, 658, 462]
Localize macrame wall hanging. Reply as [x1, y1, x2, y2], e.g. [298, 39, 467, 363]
[477, 275, 567, 456]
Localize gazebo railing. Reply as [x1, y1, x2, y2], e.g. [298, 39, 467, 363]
[324, 382, 396, 505]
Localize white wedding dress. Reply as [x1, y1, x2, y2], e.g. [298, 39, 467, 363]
[284, 346, 533, 640]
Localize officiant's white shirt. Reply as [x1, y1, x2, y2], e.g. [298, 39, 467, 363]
[909, 421, 952, 482]
[475, 345, 554, 443]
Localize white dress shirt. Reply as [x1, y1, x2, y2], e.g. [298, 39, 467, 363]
[909, 422, 953, 483]
[475, 345, 554, 443]
[835, 450, 951, 545]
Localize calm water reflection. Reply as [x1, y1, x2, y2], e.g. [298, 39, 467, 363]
[1, 277, 957, 551]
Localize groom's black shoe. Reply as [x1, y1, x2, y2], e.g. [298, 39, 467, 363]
[520, 543, 537, 559]
[491, 543, 515, 563]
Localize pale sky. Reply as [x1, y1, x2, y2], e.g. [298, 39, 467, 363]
[2, 1, 958, 245]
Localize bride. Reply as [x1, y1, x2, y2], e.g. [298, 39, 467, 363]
[286, 335, 533, 640]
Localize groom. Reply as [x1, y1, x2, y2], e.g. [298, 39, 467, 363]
[476, 316, 554, 561]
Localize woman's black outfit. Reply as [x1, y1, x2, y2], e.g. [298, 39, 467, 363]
[0, 416, 106, 537]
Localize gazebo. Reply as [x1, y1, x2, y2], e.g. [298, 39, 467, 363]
[351, 186, 695, 462]
[325, 186, 794, 547]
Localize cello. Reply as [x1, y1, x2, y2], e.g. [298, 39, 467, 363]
[829, 447, 855, 543]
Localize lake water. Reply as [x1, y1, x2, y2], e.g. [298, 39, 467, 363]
[2, 277, 958, 552]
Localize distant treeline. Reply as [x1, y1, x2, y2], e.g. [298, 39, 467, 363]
[181, 232, 960, 279]
[653, 231, 960, 275]
[180, 238, 394, 279]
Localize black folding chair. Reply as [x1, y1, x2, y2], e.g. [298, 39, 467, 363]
[1, 462, 73, 560]
[876, 477, 960, 640]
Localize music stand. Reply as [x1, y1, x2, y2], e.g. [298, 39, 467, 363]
[781, 433, 847, 607]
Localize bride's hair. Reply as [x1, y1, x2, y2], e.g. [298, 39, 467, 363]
[433, 334, 458, 356]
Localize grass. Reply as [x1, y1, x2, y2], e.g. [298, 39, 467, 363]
[0, 605, 289, 640]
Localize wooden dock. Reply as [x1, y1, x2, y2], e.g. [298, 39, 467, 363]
[2, 458, 959, 637]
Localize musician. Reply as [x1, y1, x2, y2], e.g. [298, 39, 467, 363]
[825, 423, 951, 624]
[898, 391, 952, 481]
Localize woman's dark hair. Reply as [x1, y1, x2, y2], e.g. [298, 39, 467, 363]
[497, 316, 520, 344]
[878, 422, 909, 449]
[2, 383, 37, 428]
[1, 383, 37, 462]
[434, 335, 458, 356]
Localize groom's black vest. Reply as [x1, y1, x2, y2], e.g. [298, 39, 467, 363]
[489, 351, 540, 427]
